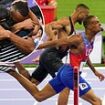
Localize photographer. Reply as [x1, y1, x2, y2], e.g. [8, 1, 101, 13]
[0, 1, 42, 65]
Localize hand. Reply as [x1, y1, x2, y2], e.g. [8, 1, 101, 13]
[0, 28, 10, 40]
[94, 70, 105, 81]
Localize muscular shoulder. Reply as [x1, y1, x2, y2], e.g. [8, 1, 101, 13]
[57, 17, 70, 26]
[46, 17, 70, 30]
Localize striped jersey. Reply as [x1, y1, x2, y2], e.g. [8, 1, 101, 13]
[0, 29, 32, 71]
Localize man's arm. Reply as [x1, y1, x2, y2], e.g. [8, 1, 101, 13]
[45, 22, 60, 41]
[37, 34, 82, 49]
[0, 29, 35, 54]
[11, 19, 35, 33]
[45, 17, 71, 41]
[12, 10, 41, 34]
[0, 26, 10, 40]
[28, 10, 41, 34]
[15, 62, 30, 80]
[86, 57, 105, 81]
[28, 10, 39, 25]
[9, 31, 35, 54]
[86, 57, 96, 73]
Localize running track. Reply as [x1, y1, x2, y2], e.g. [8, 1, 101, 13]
[0, 67, 105, 105]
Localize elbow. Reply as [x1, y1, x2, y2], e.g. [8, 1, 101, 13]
[35, 98, 43, 102]
[27, 46, 35, 53]
[23, 45, 35, 54]
[33, 94, 44, 102]
[28, 41, 35, 53]
[29, 46, 35, 52]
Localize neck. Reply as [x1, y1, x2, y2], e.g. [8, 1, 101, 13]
[85, 29, 96, 41]
[71, 11, 78, 25]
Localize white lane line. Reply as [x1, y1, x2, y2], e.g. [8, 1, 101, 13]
[67, 103, 82, 105]
[83, 67, 105, 70]
[0, 89, 25, 91]
[0, 79, 16, 81]
[92, 88, 105, 90]
[33, 101, 38, 105]
[0, 98, 33, 101]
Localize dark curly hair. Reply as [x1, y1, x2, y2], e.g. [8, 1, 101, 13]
[11, 1, 29, 17]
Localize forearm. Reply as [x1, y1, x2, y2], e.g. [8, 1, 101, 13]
[15, 62, 30, 79]
[0, 34, 9, 40]
[33, 25, 41, 35]
[38, 37, 70, 49]
[38, 34, 81, 49]
[29, 10, 41, 35]
[9, 32, 35, 54]
[45, 24, 56, 40]
[8, 71, 39, 96]
[0, 27, 10, 40]
[29, 10, 39, 25]
[86, 57, 96, 73]
[38, 40, 57, 49]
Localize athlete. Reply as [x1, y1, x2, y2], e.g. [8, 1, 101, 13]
[0, 1, 41, 71]
[13, 3, 89, 105]
[7, 15, 105, 105]
[0, 1, 41, 53]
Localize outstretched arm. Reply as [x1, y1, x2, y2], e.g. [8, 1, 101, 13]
[7, 69, 56, 101]
[86, 57, 105, 81]
[37, 34, 82, 49]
